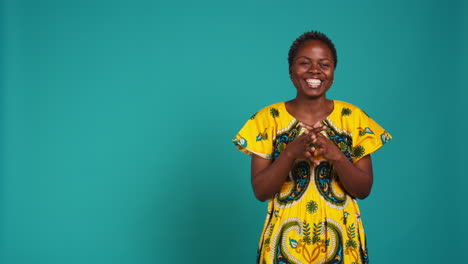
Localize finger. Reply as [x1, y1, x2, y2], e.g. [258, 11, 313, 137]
[314, 132, 329, 143]
[303, 145, 322, 165]
[300, 121, 323, 131]
[309, 151, 320, 165]
[304, 149, 317, 162]
[311, 136, 323, 147]
[315, 147, 325, 157]
[304, 150, 319, 165]
[308, 146, 321, 158]
[308, 137, 317, 148]
[311, 146, 319, 156]
[298, 132, 311, 141]
[318, 135, 336, 150]
[314, 126, 327, 133]
[307, 126, 326, 136]
[299, 122, 314, 130]
[301, 123, 326, 134]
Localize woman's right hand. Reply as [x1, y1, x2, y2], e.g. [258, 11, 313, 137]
[283, 122, 326, 159]
[282, 132, 311, 159]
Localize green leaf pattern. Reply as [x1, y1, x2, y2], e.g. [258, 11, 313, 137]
[341, 107, 352, 116]
[346, 223, 357, 249]
[270, 107, 279, 118]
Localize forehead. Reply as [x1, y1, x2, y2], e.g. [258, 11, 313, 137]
[295, 40, 333, 59]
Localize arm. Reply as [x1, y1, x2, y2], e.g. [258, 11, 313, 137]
[251, 131, 317, 202]
[251, 150, 293, 202]
[329, 154, 373, 199]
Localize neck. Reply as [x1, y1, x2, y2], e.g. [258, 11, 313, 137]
[293, 96, 329, 112]
[287, 96, 333, 125]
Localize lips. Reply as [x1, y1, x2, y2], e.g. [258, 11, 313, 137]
[305, 78, 321, 88]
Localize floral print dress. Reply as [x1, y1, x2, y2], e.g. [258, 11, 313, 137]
[233, 100, 391, 264]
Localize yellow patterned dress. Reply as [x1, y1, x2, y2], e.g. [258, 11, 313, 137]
[233, 100, 391, 264]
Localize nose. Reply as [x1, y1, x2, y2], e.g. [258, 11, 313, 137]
[307, 63, 320, 74]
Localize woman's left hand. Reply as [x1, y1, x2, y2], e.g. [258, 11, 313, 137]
[300, 121, 374, 199]
[300, 122, 345, 165]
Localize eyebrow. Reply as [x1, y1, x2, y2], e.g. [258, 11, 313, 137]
[295, 56, 332, 62]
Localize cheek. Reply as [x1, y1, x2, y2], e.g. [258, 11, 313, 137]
[290, 74, 302, 84]
[325, 71, 334, 81]
[291, 71, 304, 82]
[290, 74, 303, 88]
[290, 66, 307, 76]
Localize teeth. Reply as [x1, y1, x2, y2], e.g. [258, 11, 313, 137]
[306, 79, 321, 86]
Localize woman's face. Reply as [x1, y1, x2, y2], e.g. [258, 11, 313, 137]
[290, 40, 335, 99]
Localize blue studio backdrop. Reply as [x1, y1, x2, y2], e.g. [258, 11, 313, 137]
[1, 0, 466, 263]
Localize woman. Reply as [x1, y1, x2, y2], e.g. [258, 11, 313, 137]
[233, 31, 391, 263]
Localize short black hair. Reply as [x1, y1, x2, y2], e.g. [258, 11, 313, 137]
[288, 31, 338, 69]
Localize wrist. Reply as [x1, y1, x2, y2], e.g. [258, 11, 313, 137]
[328, 152, 348, 164]
[281, 148, 296, 162]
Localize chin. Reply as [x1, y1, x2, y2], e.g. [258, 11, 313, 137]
[302, 89, 326, 98]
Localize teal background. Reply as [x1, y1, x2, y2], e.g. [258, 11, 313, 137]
[1, 0, 466, 263]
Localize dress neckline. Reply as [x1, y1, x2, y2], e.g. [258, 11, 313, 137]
[281, 100, 336, 126]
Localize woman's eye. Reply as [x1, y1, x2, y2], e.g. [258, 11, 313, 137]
[320, 63, 330, 67]
[299, 61, 311, 65]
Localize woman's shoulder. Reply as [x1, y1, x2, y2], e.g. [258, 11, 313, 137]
[333, 100, 364, 111]
[332, 100, 368, 117]
[250, 102, 286, 120]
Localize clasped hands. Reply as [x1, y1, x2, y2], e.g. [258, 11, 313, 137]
[286, 121, 344, 165]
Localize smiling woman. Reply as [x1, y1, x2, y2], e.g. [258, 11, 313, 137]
[289, 40, 335, 109]
[232, 31, 392, 264]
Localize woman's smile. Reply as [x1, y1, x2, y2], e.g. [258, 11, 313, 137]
[305, 78, 322, 88]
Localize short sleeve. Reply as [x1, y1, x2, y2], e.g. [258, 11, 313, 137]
[232, 109, 275, 159]
[350, 109, 392, 163]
